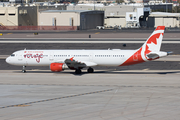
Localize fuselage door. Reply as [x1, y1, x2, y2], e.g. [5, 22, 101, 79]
[18, 52, 23, 61]
[49, 52, 54, 61]
[89, 53, 93, 61]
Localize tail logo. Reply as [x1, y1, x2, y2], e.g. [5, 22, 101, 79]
[144, 33, 163, 59]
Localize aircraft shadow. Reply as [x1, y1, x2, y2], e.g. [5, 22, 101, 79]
[13, 70, 52, 73]
[13, 70, 180, 76]
[75, 71, 180, 76]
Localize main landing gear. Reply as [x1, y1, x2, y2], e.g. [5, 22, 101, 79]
[22, 66, 26, 73]
[75, 69, 82, 74]
[87, 67, 94, 73]
[75, 67, 94, 74]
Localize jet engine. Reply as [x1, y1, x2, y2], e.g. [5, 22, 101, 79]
[50, 63, 68, 72]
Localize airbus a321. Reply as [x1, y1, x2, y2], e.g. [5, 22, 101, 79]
[6, 26, 170, 74]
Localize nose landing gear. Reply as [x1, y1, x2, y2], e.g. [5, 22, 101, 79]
[22, 66, 26, 73]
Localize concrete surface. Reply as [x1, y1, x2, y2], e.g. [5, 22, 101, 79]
[0, 70, 180, 120]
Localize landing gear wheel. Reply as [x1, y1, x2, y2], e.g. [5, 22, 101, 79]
[87, 67, 94, 73]
[22, 66, 26, 73]
[75, 69, 82, 74]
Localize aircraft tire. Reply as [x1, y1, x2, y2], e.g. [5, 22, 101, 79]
[87, 67, 94, 73]
[75, 69, 82, 74]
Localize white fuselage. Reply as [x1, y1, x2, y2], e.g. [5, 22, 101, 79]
[6, 49, 137, 67]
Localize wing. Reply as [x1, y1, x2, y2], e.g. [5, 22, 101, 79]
[64, 57, 97, 69]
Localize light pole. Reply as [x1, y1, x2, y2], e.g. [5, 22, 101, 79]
[94, 0, 95, 10]
[166, 0, 167, 12]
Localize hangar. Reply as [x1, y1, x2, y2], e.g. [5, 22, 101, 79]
[147, 12, 180, 28]
[38, 10, 104, 30]
[0, 6, 37, 27]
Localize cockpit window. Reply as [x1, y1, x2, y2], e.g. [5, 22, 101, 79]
[11, 54, 15, 57]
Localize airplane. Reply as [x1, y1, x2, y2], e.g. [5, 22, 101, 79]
[6, 26, 171, 74]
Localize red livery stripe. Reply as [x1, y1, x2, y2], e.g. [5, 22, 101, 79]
[155, 26, 165, 31]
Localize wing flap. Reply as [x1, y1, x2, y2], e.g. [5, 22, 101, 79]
[64, 58, 97, 69]
[65, 59, 86, 69]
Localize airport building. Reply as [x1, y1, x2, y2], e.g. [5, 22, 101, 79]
[105, 11, 180, 28]
[0, 3, 179, 30]
[105, 7, 151, 28]
[38, 10, 104, 30]
[147, 12, 180, 27]
[0, 6, 37, 27]
[144, 3, 173, 12]
[67, 4, 144, 16]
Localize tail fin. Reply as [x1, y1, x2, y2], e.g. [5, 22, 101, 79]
[142, 26, 165, 52]
[140, 26, 165, 60]
[120, 26, 166, 66]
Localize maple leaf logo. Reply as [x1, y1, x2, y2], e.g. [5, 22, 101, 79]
[145, 33, 163, 54]
[147, 36, 160, 52]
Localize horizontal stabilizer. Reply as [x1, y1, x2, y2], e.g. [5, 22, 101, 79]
[146, 53, 159, 59]
[146, 51, 168, 60]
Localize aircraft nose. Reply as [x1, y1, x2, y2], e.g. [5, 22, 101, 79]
[6, 57, 10, 64]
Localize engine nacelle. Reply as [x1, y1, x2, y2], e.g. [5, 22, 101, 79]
[50, 63, 67, 72]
